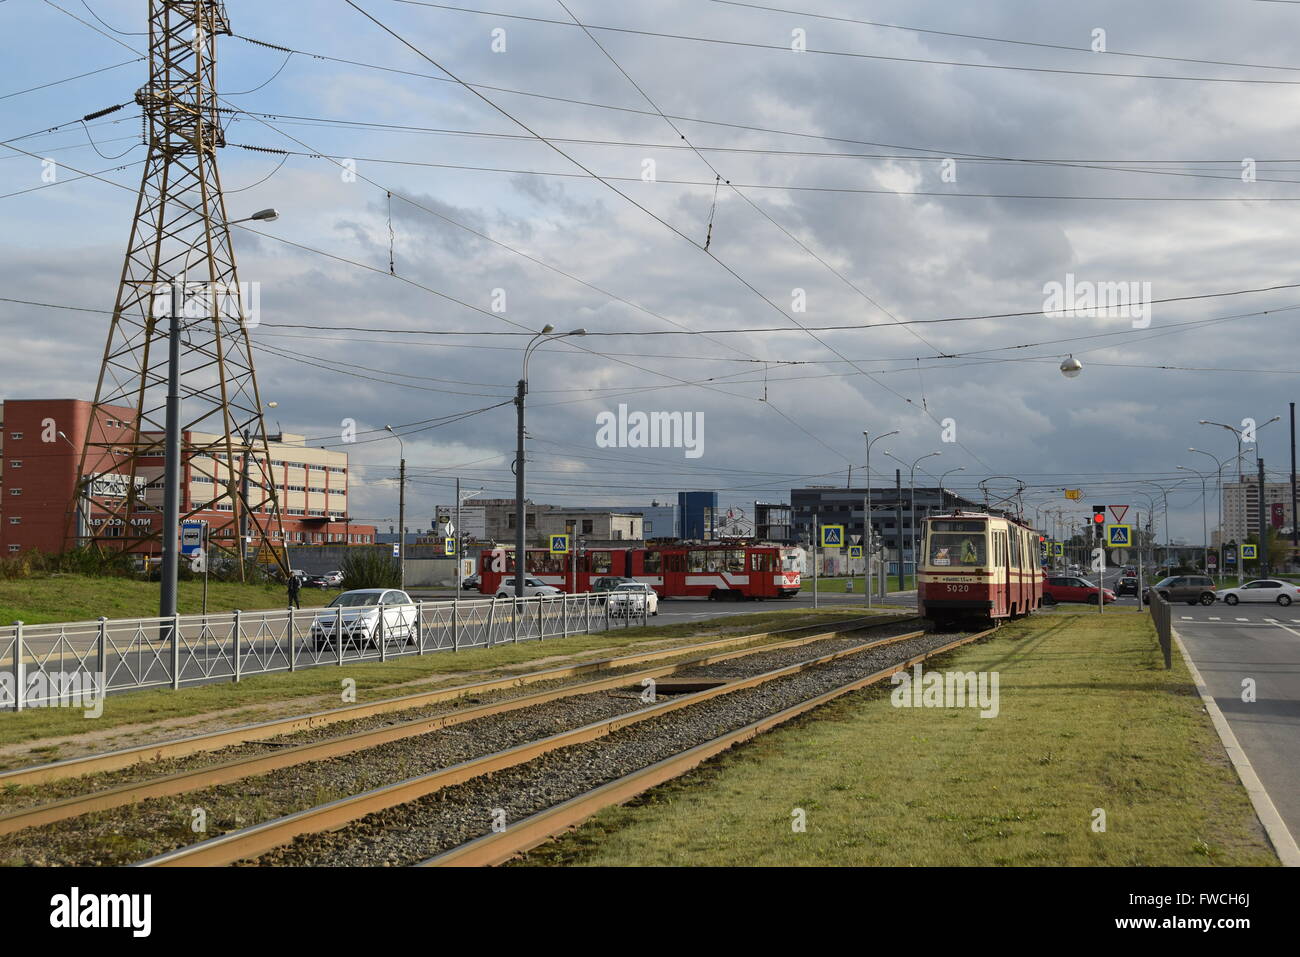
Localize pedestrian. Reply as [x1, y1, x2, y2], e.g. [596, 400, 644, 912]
[287, 572, 301, 610]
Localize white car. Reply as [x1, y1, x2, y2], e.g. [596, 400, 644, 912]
[1218, 580, 1300, 606]
[495, 576, 563, 598]
[322, 570, 344, 587]
[309, 588, 417, 649]
[606, 582, 659, 617]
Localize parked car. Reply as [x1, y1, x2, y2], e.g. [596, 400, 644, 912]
[303, 574, 330, 589]
[1043, 576, 1116, 605]
[1115, 576, 1139, 597]
[1216, 579, 1300, 606]
[593, 576, 636, 593]
[308, 589, 417, 650]
[605, 581, 659, 617]
[461, 573, 481, 591]
[1142, 575, 1217, 606]
[495, 576, 563, 598]
[321, 570, 344, 587]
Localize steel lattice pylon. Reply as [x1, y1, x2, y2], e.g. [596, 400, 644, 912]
[71, 0, 287, 576]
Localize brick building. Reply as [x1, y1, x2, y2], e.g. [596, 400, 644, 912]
[0, 398, 374, 558]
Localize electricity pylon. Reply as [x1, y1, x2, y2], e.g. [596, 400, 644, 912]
[71, 0, 287, 578]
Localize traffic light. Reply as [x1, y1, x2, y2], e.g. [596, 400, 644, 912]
[1091, 505, 1106, 525]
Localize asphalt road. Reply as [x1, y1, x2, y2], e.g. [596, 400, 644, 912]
[1169, 602, 1300, 851]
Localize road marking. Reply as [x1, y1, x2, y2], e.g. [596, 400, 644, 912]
[1237, 617, 1249, 622]
[1171, 626, 1300, 866]
[1209, 616, 1221, 621]
[1181, 616, 1193, 620]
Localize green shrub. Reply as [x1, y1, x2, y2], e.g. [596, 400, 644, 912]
[340, 549, 401, 590]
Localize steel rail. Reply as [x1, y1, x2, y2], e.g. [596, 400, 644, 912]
[136, 624, 933, 867]
[1, 613, 903, 788]
[421, 626, 998, 867]
[0, 620, 917, 835]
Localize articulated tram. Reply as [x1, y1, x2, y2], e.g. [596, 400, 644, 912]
[918, 512, 1043, 626]
[478, 543, 802, 600]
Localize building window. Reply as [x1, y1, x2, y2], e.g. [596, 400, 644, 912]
[9, 460, 21, 468]
[9, 488, 20, 496]
[9, 432, 22, 440]
[8, 517, 20, 525]
[581, 520, 593, 534]
[7, 544, 19, 553]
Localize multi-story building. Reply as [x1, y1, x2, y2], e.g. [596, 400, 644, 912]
[0, 398, 374, 558]
[678, 491, 717, 540]
[754, 502, 794, 543]
[1220, 476, 1295, 545]
[790, 485, 982, 562]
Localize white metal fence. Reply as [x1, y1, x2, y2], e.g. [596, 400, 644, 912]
[0, 593, 647, 710]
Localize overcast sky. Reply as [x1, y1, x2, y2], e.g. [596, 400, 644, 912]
[3, 0, 1299, 542]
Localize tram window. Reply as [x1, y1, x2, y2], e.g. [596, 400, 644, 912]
[1009, 531, 1021, 569]
[590, 551, 612, 574]
[929, 532, 986, 566]
[642, 551, 662, 573]
[665, 553, 685, 573]
[688, 550, 712, 572]
[724, 550, 745, 572]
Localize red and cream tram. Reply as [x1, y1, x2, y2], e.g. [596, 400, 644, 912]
[918, 512, 1043, 626]
[478, 543, 802, 600]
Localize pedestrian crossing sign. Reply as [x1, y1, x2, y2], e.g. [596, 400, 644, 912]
[1241, 543, 1257, 559]
[820, 525, 844, 548]
[1052, 542, 1064, 556]
[444, 538, 456, 556]
[1106, 524, 1131, 547]
[848, 544, 863, 558]
[550, 534, 570, 555]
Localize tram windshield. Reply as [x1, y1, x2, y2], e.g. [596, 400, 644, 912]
[928, 532, 987, 566]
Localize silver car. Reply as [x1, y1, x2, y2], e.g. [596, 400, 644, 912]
[606, 582, 659, 617]
[309, 588, 417, 650]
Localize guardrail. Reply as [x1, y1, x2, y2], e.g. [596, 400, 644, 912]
[0, 593, 648, 711]
[1147, 591, 1173, 669]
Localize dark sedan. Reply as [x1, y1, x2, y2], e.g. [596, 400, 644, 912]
[1115, 576, 1139, 597]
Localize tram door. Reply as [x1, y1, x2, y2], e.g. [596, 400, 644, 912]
[996, 529, 1011, 617]
[659, 550, 688, 596]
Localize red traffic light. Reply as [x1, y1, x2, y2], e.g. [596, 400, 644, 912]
[1090, 505, 1106, 524]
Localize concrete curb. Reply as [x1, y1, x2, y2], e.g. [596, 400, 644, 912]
[1171, 625, 1300, 867]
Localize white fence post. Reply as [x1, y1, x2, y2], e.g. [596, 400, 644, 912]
[13, 621, 23, 712]
[232, 609, 242, 683]
[287, 606, 296, 672]
[96, 617, 107, 689]
[171, 613, 182, 689]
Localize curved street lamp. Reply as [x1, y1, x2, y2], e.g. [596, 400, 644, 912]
[515, 326, 587, 595]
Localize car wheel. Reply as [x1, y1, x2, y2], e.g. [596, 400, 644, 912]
[1042, 594, 1057, 605]
[1225, 594, 1239, 605]
[1278, 595, 1292, 606]
[1086, 595, 1098, 604]
[1199, 593, 1216, 606]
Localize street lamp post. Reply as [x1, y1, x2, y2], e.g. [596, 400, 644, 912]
[862, 429, 898, 607]
[885, 450, 941, 582]
[160, 207, 279, 618]
[938, 466, 966, 511]
[1177, 465, 1211, 573]
[515, 326, 587, 596]
[1189, 447, 1227, 581]
[383, 425, 406, 589]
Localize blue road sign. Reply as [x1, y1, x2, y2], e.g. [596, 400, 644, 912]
[820, 525, 844, 548]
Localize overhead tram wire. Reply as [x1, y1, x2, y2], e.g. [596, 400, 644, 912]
[389, 0, 1300, 86]
[226, 37, 1300, 177]
[341, 0, 855, 465]
[706, 0, 1300, 75]
[222, 145, 1300, 202]
[0, 56, 144, 101]
[553, 0, 986, 470]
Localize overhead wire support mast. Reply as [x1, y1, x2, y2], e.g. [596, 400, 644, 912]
[70, 0, 289, 587]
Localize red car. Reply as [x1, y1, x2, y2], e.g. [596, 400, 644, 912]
[1042, 574, 1116, 605]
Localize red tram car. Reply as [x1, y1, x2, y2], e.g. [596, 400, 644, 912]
[478, 542, 801, 600]
[918, 511, 1043, 626]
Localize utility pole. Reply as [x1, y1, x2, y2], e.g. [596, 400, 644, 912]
[514, 375, 527, 598]
[397, 456, 406, 588]
[1291, 402, 1297, 571]
[159, 282, 181, 618]
[894, 468, 904, 593]
[1259, 457, 1269, 576]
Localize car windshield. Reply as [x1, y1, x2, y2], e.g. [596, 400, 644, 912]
[928, 533, 986, 566]
[328, 592, 381, 607]
[526, 578, 545, 587]
[1153, 577, 1178, 588]
[614, 584, 645, 592]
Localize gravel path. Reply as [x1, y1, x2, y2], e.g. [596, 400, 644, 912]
[0, 622, 916, 866]
[253, 629, 977, 867]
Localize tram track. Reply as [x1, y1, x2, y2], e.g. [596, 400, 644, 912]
[137, 624, 996, 867]
[0, 616, 918, 865]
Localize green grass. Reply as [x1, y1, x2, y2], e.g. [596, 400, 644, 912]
[812, 575, 914, 593]
[518, 611, 1277, 867]
[0, 574, 334, 625]
[0, 606, 898, 753]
